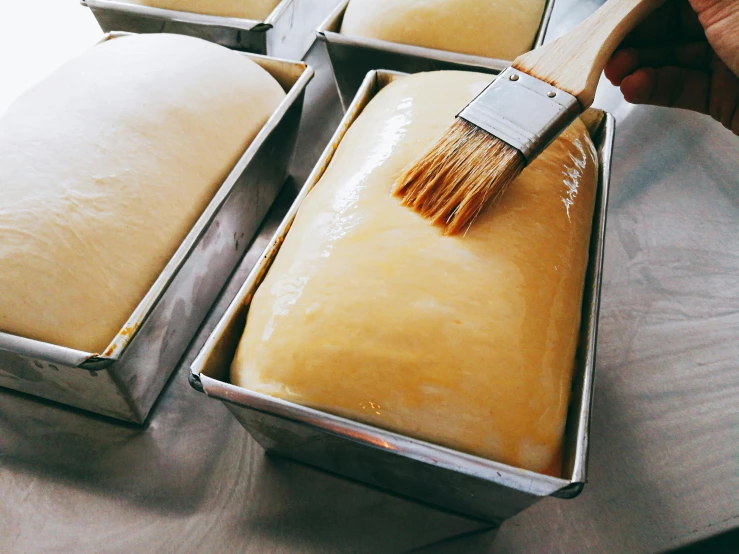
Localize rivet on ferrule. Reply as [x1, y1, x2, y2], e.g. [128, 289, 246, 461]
[456, 67, 581, 162]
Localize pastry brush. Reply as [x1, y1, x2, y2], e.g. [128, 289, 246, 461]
[394, 0, 666, 234]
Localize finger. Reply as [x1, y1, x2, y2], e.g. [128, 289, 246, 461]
[629, 42, 712, 69]
[605, 42, 712, 85]
[620, 66, 710, 113]
[605, 49, 640, 85]
[707, 59, 739, 131]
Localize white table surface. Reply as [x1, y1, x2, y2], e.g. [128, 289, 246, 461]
[0, 1, 737, 553]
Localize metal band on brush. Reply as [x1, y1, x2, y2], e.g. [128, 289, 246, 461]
[457, 67, 581, 162]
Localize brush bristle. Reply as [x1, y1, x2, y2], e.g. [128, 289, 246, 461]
[393, 119, 525, 235]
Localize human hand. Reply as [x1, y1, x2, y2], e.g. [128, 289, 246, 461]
[604, 0, 739, 134]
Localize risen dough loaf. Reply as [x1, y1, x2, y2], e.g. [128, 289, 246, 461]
[231, 71, 598, 475]
[120, 0, 282, 20]
[341, 0, 547, 60]
[0, 33, 285, 353]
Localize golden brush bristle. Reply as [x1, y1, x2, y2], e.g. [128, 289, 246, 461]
[393, 119, 525, 235]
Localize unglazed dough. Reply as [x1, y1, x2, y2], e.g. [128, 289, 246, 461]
[120, 0, 282, 20]
[341, 0, 547, 60]
[0, 33, 285, 353]
[231, 71, 598, 475]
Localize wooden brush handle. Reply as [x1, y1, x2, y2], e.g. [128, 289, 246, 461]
[513, 0, 667, 108]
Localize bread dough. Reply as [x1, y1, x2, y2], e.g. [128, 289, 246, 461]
[120, 0, 282, 20]
[0, 33, 285, 353]
[231, 71, 598, 475]
[341, 0, 547, 60]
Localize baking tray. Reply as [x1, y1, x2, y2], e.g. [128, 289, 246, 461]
[317, 0, 556, 109]
[82, 0, 343, 59]
[190, 69, 613, 524]
[0, 32, 314, 424]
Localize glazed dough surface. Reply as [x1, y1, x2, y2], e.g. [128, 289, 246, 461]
[231, 71, 597, 475]
[0, 33, 285, 353]
[341, 0, 547, 60]
[120, 0, 282, 20]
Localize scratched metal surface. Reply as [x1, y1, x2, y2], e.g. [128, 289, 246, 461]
[1, 1, 738, 553]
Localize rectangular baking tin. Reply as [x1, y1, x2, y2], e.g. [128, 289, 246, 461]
[190, 69, 613, 524]
[317, 0, 556, 110]
[82, 0, 342, 59]
[0, 32, 313, 423]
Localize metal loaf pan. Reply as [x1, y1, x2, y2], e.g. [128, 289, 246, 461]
[82, 0, 343, 59]
[317, 0, 556, 109]
[190, 69, 614, 524]
[0, 32, 314, 424]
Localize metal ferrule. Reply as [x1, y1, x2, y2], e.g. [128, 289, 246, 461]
[458, 67, 581, 163]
